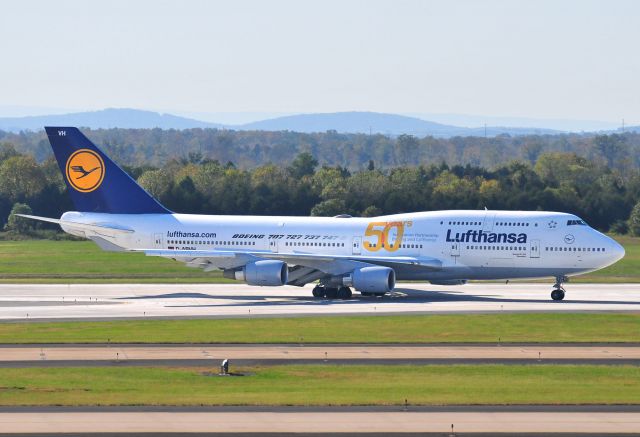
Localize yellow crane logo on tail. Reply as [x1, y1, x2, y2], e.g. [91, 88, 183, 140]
[65, 149, 105, 192]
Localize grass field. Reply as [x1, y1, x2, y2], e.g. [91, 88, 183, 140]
[0, 236, 635, 283]
[0, 364, 637, 406]
[0, 313, 638, 344]
[0, 240, 228, 283]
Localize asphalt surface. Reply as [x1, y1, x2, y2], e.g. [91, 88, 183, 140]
[0, 344, 638, 367]
[0, 409, 638, 434]
[0, 283, 640, 320]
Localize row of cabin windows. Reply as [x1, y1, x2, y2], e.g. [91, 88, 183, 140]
[168, 240, 256, 246]
[369, 243, 424, 249]
[546, 246, 605, 252]
[465, 245, 527, 251]
[445, 221, 482, 226]
[285, 242, 345, 247]
[442, 220, 535, 227]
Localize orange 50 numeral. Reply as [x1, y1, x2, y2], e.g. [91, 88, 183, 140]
[363, 221, 405, 252]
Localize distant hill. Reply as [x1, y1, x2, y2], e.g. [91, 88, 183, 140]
[0, 108, 222, 132]
[0, 108, 562, 137]
[238, 111, 461, 136]
[237, 111, 561, 137]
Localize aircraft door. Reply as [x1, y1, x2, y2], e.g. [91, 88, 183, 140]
[352, 237, 362, 255]
[530, 239, 540, 258]
[482, 212, 495, 231]
[153, 233, 163, 249]
[269, 239, 279, 253]
[450, 241, 460, 258]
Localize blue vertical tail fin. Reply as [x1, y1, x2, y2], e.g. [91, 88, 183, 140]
[45, 127, 170, 214]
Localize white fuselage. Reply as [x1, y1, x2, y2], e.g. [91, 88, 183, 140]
[60, 209, 624, 283]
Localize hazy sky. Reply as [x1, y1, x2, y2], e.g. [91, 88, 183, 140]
[1, 0, 639, 124]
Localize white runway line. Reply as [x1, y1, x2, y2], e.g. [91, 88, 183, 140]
[0, 283, 638, 320]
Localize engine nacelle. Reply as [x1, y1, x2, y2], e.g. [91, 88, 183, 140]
[346, 266, 396, 293]
[429, 279, 467, 286]
[225, 260, 288, 286]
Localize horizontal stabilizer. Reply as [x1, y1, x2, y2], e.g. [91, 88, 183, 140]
[16, 214, 134, 234]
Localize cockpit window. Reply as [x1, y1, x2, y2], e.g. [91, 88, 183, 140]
[567, 219, 587, 226]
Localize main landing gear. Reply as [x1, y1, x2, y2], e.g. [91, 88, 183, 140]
[551, 276, 568, 301]
[312, 285, 352, 300]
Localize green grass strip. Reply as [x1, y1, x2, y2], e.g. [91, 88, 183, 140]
[0, 364, 637, 405]
[1, 313, 639, 344]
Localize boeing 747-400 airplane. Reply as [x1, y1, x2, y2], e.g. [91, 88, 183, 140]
[21, 127, 625, 301]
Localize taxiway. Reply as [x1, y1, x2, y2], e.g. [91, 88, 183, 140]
[0, 408, 638, 434]
[0, 283, 638, 320]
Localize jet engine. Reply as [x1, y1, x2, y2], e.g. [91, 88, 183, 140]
[345, 266, 396, 293]
[224, 260, 288, 286]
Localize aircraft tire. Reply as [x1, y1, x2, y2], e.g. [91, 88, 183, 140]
[312, 286, 325, 298]
[551, 289, 565, 301]
[325, 287, 339, 299]
[337, 286, 352, 300]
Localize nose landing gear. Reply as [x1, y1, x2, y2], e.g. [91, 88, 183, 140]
[551, 287, 565, 301]
[551, 276, 568, 301]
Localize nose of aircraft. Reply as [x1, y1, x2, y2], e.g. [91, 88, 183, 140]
[608, 237, 625, 263]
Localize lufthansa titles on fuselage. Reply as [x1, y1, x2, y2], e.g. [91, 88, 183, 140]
[446, 229, 527, 243]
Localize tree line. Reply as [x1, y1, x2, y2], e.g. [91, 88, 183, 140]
[1, 137, 640, 236]
[0, 128, 638, 173]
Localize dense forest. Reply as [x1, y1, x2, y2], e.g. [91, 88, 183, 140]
[0, 129, 639, 235]
[0, 128, 638, 172]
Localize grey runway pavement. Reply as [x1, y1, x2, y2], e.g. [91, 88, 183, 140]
[0, 282, 640, 320]
[0, 408, 639, 434]
[0, 344, 639, 367]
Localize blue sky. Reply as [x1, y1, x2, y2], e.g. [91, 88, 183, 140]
[1, 0, 638, 125]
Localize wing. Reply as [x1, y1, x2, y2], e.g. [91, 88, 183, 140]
[140, 249, 442, 286]
[141, 249, 260, 272]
